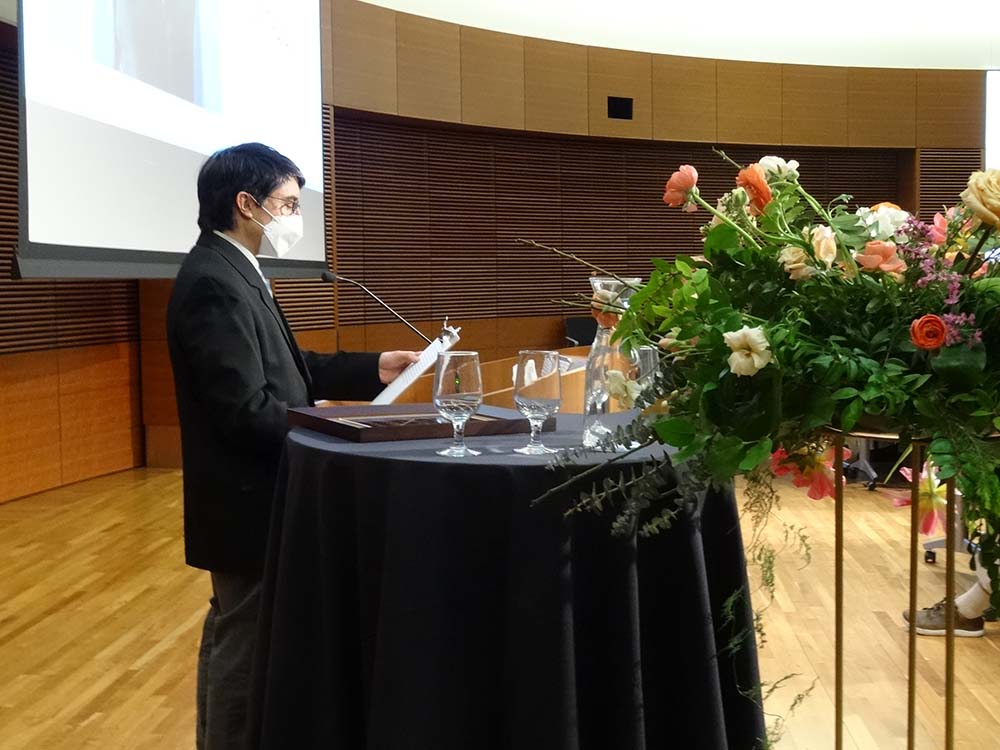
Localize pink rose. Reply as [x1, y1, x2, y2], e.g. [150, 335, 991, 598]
[663, 165, 699, 208]
[929, 212, 948, 245]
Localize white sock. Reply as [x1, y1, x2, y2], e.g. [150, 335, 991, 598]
[955, 581, 990, 619]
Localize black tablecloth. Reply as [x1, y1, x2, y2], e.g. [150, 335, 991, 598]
[248, 414, 765, 749]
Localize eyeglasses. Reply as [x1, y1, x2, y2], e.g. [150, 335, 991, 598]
[253, 193, 301, 216]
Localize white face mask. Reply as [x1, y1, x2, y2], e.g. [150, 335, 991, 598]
[252, 201, 304, 258]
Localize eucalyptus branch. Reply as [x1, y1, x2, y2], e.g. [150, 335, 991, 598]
[515, 238, 642, 290]
[532, 440, 654, 506]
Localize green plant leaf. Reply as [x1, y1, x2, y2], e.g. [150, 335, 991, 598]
[931, 345, 987, 388]
[929, 438, 953, 454]
[653, 418, 697, 447]
[739, 438, 774, 471]
[703, 224, 739, 255]
[841, 398, 864, 432]
[830, 387, 859, 400]
[706, 435, 745, 478]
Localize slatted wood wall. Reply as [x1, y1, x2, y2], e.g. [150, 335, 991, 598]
[0, 46, 138, 356]
[332, 109, 904, 327]
[917, 148, 984, 220]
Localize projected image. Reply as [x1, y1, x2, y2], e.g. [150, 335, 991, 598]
[93, 0, 220, 111]
[20, 0, 325, 273]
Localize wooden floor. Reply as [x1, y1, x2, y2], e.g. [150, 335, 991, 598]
[0, 470, 997, 749]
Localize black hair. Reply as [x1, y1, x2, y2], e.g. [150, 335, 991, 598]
[196, 142, 305, 233]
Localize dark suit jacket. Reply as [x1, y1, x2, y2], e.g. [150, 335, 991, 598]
[167, 231, 380, 575]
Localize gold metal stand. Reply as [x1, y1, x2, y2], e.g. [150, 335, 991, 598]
[829, 431, 957, 750]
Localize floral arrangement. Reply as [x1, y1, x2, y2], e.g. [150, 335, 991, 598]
[607, 153, 1000, 602]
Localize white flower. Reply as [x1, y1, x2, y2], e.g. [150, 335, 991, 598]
[607, 369, 643, 408]
[723, 326, 773, 377]
[759, 155, 800, 181]
[778, 245, 814, 280]
[855, 205, 910, 241]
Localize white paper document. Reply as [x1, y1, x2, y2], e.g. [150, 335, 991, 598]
[370, 326, 462, 405]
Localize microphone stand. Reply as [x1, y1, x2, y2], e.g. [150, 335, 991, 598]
[320, 270, 433, 345]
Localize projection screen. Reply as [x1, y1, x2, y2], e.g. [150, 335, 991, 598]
[16, 0, 326, 278]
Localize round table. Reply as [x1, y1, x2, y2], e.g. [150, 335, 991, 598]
[248, 414, 764, 750]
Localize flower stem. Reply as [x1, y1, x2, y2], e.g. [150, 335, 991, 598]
[690, 193, 764, 251]
[962, 224, 994, 276]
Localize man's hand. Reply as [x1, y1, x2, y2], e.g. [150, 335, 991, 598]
[378, 350, 420, 384]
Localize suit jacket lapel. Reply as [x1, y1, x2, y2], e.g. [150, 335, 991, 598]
[200, 233, 314, 399]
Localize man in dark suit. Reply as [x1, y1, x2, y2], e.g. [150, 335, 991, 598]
[167, 143, 417, 750]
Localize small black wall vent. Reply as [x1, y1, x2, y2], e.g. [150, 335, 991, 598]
[607, 96, 633, 120]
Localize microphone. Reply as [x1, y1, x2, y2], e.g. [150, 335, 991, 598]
[321, 270, 433, 345]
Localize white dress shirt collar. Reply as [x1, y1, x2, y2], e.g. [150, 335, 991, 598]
[213, 230, 271, 295]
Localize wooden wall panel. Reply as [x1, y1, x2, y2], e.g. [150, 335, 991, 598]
[145, 425, 182, 469]
[461, 28, 524, 130]
[651, 55, 716, 143]
[326, 4, 986, 152]
[57, 343, 142, 484]
[138, 280, 172, 342]
[140, 341, 178, 429]
[524, 39, 588, 135]
[916, 70, 986, 148]
[395, 13, 461, 122]
[496, 315, 565, 360]
[848, 67, 916, 148]
[320, 0, 333, 104]
[716, 61, 782, 145]
[0, 343, 142, 504]
[781, 65, 847, 146]
[295, 328, 338, 352]
[331, 0, 397, 113]
[587, 48, 652, 139]
[0, 350, 62, 503]
[337, 324, 367, 351]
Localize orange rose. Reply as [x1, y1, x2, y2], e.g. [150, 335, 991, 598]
[909, 315, 947, 351]
[856, 240, 907, 275]
[871, 201, 902, 212]
[735, 164, 772, 216]
[663, 165, 699, 207]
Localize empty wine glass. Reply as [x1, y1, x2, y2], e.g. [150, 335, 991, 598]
[433, 351, 483, 457]
[633, 345, 660, 401]
[513, 350, 561, 455]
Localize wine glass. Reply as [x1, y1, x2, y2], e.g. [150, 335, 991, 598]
[433, 351, 483, 457]
[633, 345, 660, 401]
[513, 350, 561, 455]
